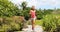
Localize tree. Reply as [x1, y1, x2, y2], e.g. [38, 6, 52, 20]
[21, 1, 27, 10]
[36, 9, 44, 19]
[0, 0, 20, 17]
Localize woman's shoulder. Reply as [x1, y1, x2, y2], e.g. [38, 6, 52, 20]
[30, 10, 36, 11]
[30, 10, 36, 12]
[30, 10, 33, 12]
[30, 10, 33, 11]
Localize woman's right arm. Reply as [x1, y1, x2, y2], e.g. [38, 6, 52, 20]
[29, 10, 31, 14]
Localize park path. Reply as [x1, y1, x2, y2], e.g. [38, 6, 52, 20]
[20, 25, 43, 32]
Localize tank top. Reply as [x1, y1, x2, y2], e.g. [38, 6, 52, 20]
[30, 10, 36, 18]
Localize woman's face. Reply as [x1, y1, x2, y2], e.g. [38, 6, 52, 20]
[32, 6, 35, 10]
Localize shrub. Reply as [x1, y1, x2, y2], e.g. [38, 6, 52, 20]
[0, 16, 25, 32]
[42, 14, 60, 32]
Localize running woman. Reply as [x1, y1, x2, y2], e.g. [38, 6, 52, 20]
[29, 6, 36, 30]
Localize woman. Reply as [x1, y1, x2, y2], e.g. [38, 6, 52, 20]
[29, 6, 36, 30]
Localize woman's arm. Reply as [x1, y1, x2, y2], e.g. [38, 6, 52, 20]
[29, 10, 31, 14]
[35, 10, 37, 16]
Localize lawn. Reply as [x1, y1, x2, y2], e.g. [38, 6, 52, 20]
[27, 20, 43, 26]
[35, 20, 43, 26]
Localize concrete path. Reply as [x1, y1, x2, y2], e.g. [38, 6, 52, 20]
[22, 25, 43, 32]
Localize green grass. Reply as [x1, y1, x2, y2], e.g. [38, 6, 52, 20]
[35, 20, 43, 26]
[27, 20, 43, 26]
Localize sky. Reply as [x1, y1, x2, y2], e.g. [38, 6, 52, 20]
[9, 0, 60, 9]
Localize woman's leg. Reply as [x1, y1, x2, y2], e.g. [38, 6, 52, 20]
[32, 19, 35, 30]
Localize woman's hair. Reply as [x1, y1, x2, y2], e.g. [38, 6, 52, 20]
[31, 6, 35, 10]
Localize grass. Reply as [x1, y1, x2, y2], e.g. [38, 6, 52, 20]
[27, 20, 43, 26]
[35, 20, 43, 26]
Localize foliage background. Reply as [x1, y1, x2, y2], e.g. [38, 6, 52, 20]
[0, 0, 60, 32]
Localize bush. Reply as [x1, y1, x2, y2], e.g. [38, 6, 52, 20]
[0, 16, 25, 32]
[42, 14, 60, 32]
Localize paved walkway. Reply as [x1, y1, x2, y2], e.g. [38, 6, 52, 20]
[14, 25, 43, 32]
[21, 25, 43, 32]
